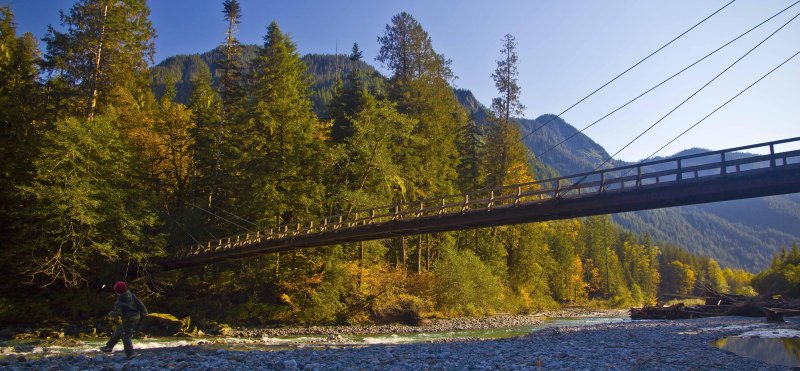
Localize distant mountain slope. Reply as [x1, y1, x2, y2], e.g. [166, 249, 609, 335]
[514, 115, 798, 271]
[150, 46, 386, 115]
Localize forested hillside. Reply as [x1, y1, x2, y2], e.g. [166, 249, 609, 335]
[0, 2, 775, 329]
[151, 47, 386, 116]
[505, 115, 799, 271]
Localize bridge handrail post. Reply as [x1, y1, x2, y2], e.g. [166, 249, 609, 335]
[554, 179, 560, 198]
[677, 159, 682, 181]
[440, 199, 446, 215]
[462, 194, 469, 212]
[371, 209, 376, 223]
[600, 172, 605, 192]
[770, 144, 776, 168]
[636, 166, 641, 187]
[489, 190, 494, 209]
[395, 206, 400, 220]
[515, 186, 521, 205]
[721, 153, 727, 174]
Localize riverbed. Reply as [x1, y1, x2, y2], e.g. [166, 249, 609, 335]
[2, 313, 798, 369]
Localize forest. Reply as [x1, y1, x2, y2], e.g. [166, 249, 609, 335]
[0, 1, 790, 328]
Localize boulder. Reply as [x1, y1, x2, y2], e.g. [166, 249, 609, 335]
[140, 313, 189, 336]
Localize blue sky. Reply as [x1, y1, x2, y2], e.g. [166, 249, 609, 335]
[4, 0, 799, 161]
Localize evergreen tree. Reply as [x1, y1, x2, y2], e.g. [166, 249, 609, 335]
[485, 33, 531, 189]
[15, 115, 162, 287]
[0, 6, 45, 282]
[211, 0, 246, 211]
[239, 21, 326, 227]
[349, 42, 363, 63]
[455, 113, 484, 192]
[376, 12, 466, 199]
[491, 34, 525, 126]
[188, 64, 222, 216]
[42, 0, 155, 120]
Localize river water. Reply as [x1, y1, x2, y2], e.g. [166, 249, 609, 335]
[2, 316, 626, 358]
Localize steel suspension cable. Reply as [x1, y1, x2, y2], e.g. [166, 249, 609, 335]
[639, 49, 800, 168]
[533, 0, 800, 161]
[568, 10, 800, 188]
[519, 0, 737, 144]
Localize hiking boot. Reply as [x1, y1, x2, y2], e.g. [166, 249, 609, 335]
[99, 346, 113, 353]
[126, 353, 138, 360]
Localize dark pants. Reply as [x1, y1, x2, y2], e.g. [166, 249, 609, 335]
[105, 314, 139, 356]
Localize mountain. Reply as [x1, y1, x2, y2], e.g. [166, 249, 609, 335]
[514, 115, 799, 271]
[150, 46, 386, 115]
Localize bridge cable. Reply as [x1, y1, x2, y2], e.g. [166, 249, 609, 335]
[632, 48, 800, 171]
[567, 9, 800, 189]
[518, 0, 737, 145]
[181, 200, 257, 234]
[532, 0, 800, 162]
[168, 216, 202, 245]
[182, 199, 264, 230]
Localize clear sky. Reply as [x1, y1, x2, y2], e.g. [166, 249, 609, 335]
[3, 0, 799, 161]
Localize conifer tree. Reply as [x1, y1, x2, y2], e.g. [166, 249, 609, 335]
[42, 0, 155, 121]
[16, 115, 162, 287]
[239, 21, 326, 227]
[0, 6, 44, 281]
[210, 0, 246, 210]
[188, 64, 222, 213]
[485, 34, 531, 188]
[377, 12, 466, 199]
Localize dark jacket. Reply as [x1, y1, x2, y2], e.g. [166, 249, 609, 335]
[112, 291, 148, 319]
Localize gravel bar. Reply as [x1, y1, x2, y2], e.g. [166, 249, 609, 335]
[2, 316, 797, 370]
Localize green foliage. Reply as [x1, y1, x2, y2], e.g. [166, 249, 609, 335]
[42, 0, 155, 119]
[752, 243, 800, 297]
[722, 267, 756, 296]
[234, 21, 326, 226]
[433, 247, 503, 316]
[377, 12, 466, 199]
[15, 115, 163, 287]
[0, 6, 44, 278]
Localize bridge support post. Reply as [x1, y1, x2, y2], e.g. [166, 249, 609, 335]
[770, 144, 776, 168]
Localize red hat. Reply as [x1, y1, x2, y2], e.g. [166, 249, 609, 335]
[113, 281, 128, 294]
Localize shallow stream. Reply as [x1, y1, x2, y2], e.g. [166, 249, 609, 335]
[713, 328, 800, 368]
[1, 316, 625, 358]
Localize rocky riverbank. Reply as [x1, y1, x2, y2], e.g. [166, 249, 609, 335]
[226, 308, 626, 337]
[2, 314, 798, 369]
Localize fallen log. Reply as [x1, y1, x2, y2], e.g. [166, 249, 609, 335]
[631, 292, 800, 321]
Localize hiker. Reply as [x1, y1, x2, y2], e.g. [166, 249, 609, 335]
[100, 281, 147, 359]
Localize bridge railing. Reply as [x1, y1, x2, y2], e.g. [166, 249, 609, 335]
[175, 136, 800, 259]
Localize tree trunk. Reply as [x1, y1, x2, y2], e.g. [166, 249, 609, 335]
[401, 236, 406, 273]
[86, 2, 109, 121]
[416, 237, 422, 273]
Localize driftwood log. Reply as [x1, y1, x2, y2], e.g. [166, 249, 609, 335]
[630, 292, 800, 322]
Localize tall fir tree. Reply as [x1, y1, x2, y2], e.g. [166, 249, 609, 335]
[42, 0, 155, 121]
[188, 63, 222, 221]
[485, 34, 532, 189]
[377, 12, 466, 200]
[0, 6, 45, 284]
[239, 21, 326, 227]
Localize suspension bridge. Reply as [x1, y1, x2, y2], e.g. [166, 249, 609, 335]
[160, 1, 800, 270]
[161, 136, 800, 270]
